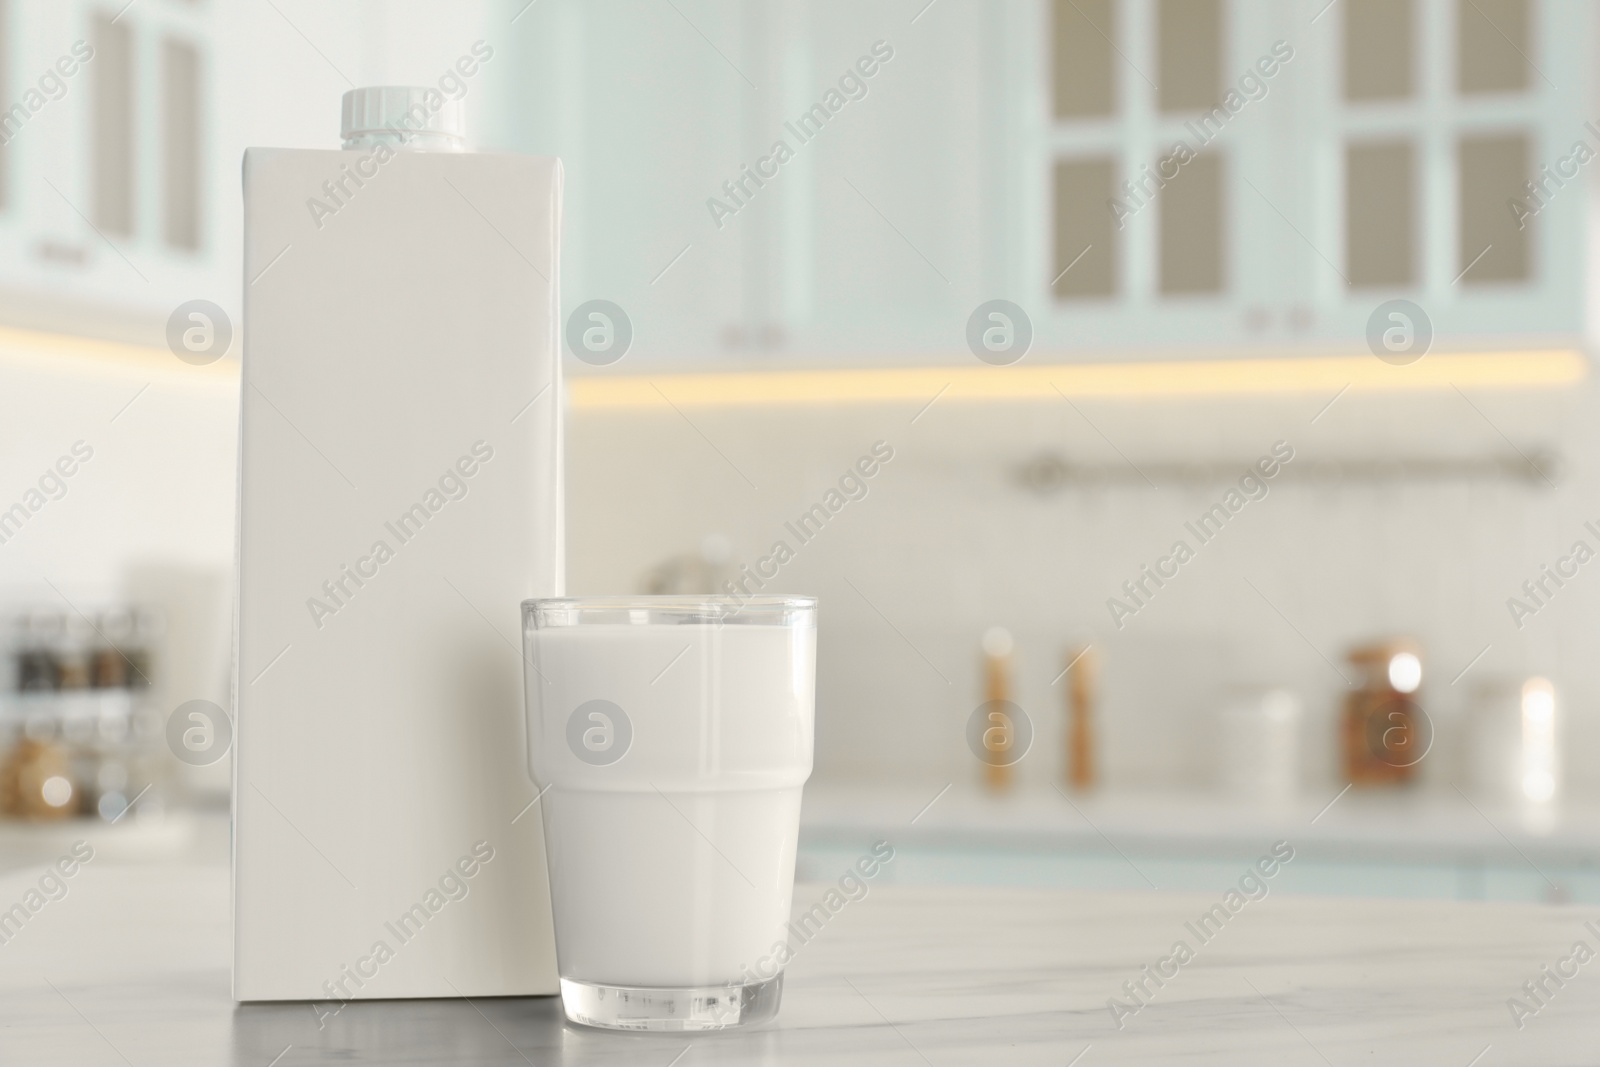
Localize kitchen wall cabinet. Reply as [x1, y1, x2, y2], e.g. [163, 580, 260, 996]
[1024, 0, 1590, 356]
[0, 1, 1582, 364]
[508, 0, 1593, 370]
[0, 3, 497, 349]
[509, 0, 996, 366]
[0, 0, 222, 340]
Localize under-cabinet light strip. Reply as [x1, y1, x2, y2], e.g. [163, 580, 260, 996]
[0, 324, 238, 382]
[568, 349, 1587, 409]
[2, 326, 1582, 407]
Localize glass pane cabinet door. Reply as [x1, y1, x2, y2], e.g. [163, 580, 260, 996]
[1020, 0, 1588, 360]
[1313, 0, 1585, 345]
[0, 0, 222, 327]
[1023, 0, 1312, 355]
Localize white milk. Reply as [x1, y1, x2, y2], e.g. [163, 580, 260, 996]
[526, 619, 815, 988]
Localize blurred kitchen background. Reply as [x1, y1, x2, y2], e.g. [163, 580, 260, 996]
[5, 0, 1600, 901]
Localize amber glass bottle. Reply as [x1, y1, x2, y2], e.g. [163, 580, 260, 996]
[1343, 641, 1426, 786]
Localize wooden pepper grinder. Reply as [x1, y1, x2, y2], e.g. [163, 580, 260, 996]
[980, 627, 1015, 793]
[1065, 644, 1098, 792]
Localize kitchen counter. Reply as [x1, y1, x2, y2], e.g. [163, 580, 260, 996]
[3, 853, 1598, 1064]
[801, 782, 1600, 855]
[798, 784, 1600, 902]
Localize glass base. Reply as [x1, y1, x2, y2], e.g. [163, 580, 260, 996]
[559, 973, 783, 1032]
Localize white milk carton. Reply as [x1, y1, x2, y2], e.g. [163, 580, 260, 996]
[234, 87, 562, 1001]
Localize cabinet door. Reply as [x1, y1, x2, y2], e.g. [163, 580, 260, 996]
[504, 0, 756, 368]
[746, 0, 998, 361]
[512, 0, 1590, 369]
[1312, 0, 1588, 347]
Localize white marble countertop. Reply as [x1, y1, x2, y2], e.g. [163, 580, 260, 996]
[3, 853, 1598, 1064]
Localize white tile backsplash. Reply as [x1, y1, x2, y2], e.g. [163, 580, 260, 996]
[568, 374, 1600, 798]
[6, 352, 1596, 802]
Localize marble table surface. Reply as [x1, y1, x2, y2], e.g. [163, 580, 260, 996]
[2, 857, 1598, 1065]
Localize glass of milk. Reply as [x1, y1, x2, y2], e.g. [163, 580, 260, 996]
[523, 595, 816, 1031]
